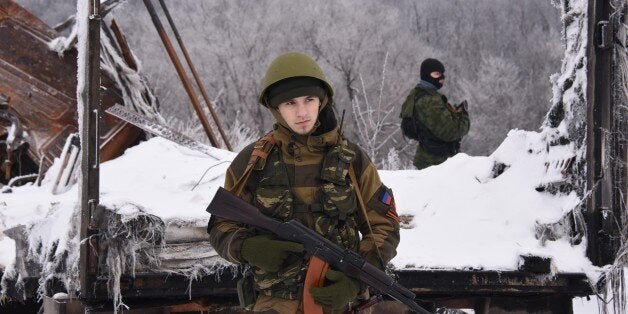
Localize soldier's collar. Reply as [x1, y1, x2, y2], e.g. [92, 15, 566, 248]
[418, 80, 438, 91]
[306, 126, 339, 150]
[273, 124, 339, 151]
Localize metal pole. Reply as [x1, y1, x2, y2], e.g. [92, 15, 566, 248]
[157, 0, 233, 151]
[585, 0, 615, 266]
[142, 0, 220, 148]
[109, 19, 138, 71]
[79, 0, 102, 299]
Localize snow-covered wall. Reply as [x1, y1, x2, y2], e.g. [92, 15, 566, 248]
[544, 0, 588, 178]
[0, 132, 601, 302]
[605, 0, 628, 312]
[543, 0, 628, 312]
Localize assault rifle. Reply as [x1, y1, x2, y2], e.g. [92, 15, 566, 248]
[206, 187, 431, 314]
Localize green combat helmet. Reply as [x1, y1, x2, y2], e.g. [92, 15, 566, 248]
[259, 52, 334, 108]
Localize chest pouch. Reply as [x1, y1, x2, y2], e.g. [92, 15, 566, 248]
[253, 149, 293, 221]
[316, 143, 359, 250]
[321, 144, 355, 185]
[320, 144, 357, 218]
[314, 210, 358, 250]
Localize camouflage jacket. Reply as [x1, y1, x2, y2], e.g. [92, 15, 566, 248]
[208, 123, 400, 299]
[401, 82, 470, 169]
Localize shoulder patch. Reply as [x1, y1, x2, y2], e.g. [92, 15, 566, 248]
[367, 184, 400, 223]
[381, 190, 393, 205]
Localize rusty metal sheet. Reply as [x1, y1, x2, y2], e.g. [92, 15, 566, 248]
[0, 21, 76, 98]
[0, 0, 55, 40]
[0, 60, 75, 157]
[0, 0, 142, 177]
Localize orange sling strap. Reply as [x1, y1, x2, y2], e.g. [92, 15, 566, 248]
[230, 132, 275, 196]
[303, 256, 329, 314]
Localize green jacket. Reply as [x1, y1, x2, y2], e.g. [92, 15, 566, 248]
[401, 82, 470, 169]
[208, 124, 400, 300]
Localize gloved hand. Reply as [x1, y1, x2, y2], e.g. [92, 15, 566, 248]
[446, 101, 465, 118]
[240, 234, 304, 272]
[310, 269, 361, 310]
[451, 100, 468, 113]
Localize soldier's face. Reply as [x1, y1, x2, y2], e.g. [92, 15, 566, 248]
[430, 71, 445, 86]
[277, 95, 321, 135]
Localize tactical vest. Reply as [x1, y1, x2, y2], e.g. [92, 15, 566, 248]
[401, 86, 461, 156]
[416, 124, 461, 156]
[245, 136, 361, 300]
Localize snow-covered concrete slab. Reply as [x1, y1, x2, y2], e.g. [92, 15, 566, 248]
[383, 129, 595, 278]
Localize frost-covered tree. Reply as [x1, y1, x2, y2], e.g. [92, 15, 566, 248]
[458, 55, 528, 154]
[16, 0, 564, 167]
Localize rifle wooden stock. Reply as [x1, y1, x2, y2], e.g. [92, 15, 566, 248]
[207, 187, 280, 232]
[206, 187, 431, 314]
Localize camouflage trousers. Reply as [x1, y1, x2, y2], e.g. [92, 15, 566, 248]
[252, 293, 372, 314]
[413, 147, 451, 170]
[252, 295, 301, 313]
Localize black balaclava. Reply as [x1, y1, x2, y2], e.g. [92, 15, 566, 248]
[420, 58, 445, 90]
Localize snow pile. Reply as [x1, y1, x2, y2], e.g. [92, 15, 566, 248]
[99, 137, 233, 224]
[0, 137, 234, 302]
[0, 160, 81, 300]
[384, 129, 596, 277]
[96, 137, 234, 307]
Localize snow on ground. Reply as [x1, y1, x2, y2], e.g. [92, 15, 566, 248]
[0, 130, 600, 284]
[99, 137, 234, 226]
[0, 159, 80, 276]
[0, 236, 15, 272]
[573, 296, 603, 314]
[0, 137, 235, 295]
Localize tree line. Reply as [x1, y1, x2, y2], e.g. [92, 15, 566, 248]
[18, 0, 563, 168]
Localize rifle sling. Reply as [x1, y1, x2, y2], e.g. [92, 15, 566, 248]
[302, 256, 329, 314]
[349, 164, 386, 270]
[230, 132, 275, 196]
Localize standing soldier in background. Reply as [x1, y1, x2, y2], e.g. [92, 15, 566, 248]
[400, 58, 470, 170]
[208, 52, 400, 313]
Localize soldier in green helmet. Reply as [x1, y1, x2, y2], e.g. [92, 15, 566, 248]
[400, 58, 470, 169]
[208, 52, 400, 313]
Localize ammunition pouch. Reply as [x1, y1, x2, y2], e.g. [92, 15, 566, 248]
[237, 270, 257, 310]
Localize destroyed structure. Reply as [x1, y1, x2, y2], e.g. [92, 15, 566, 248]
[0, 0, 626, 313]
